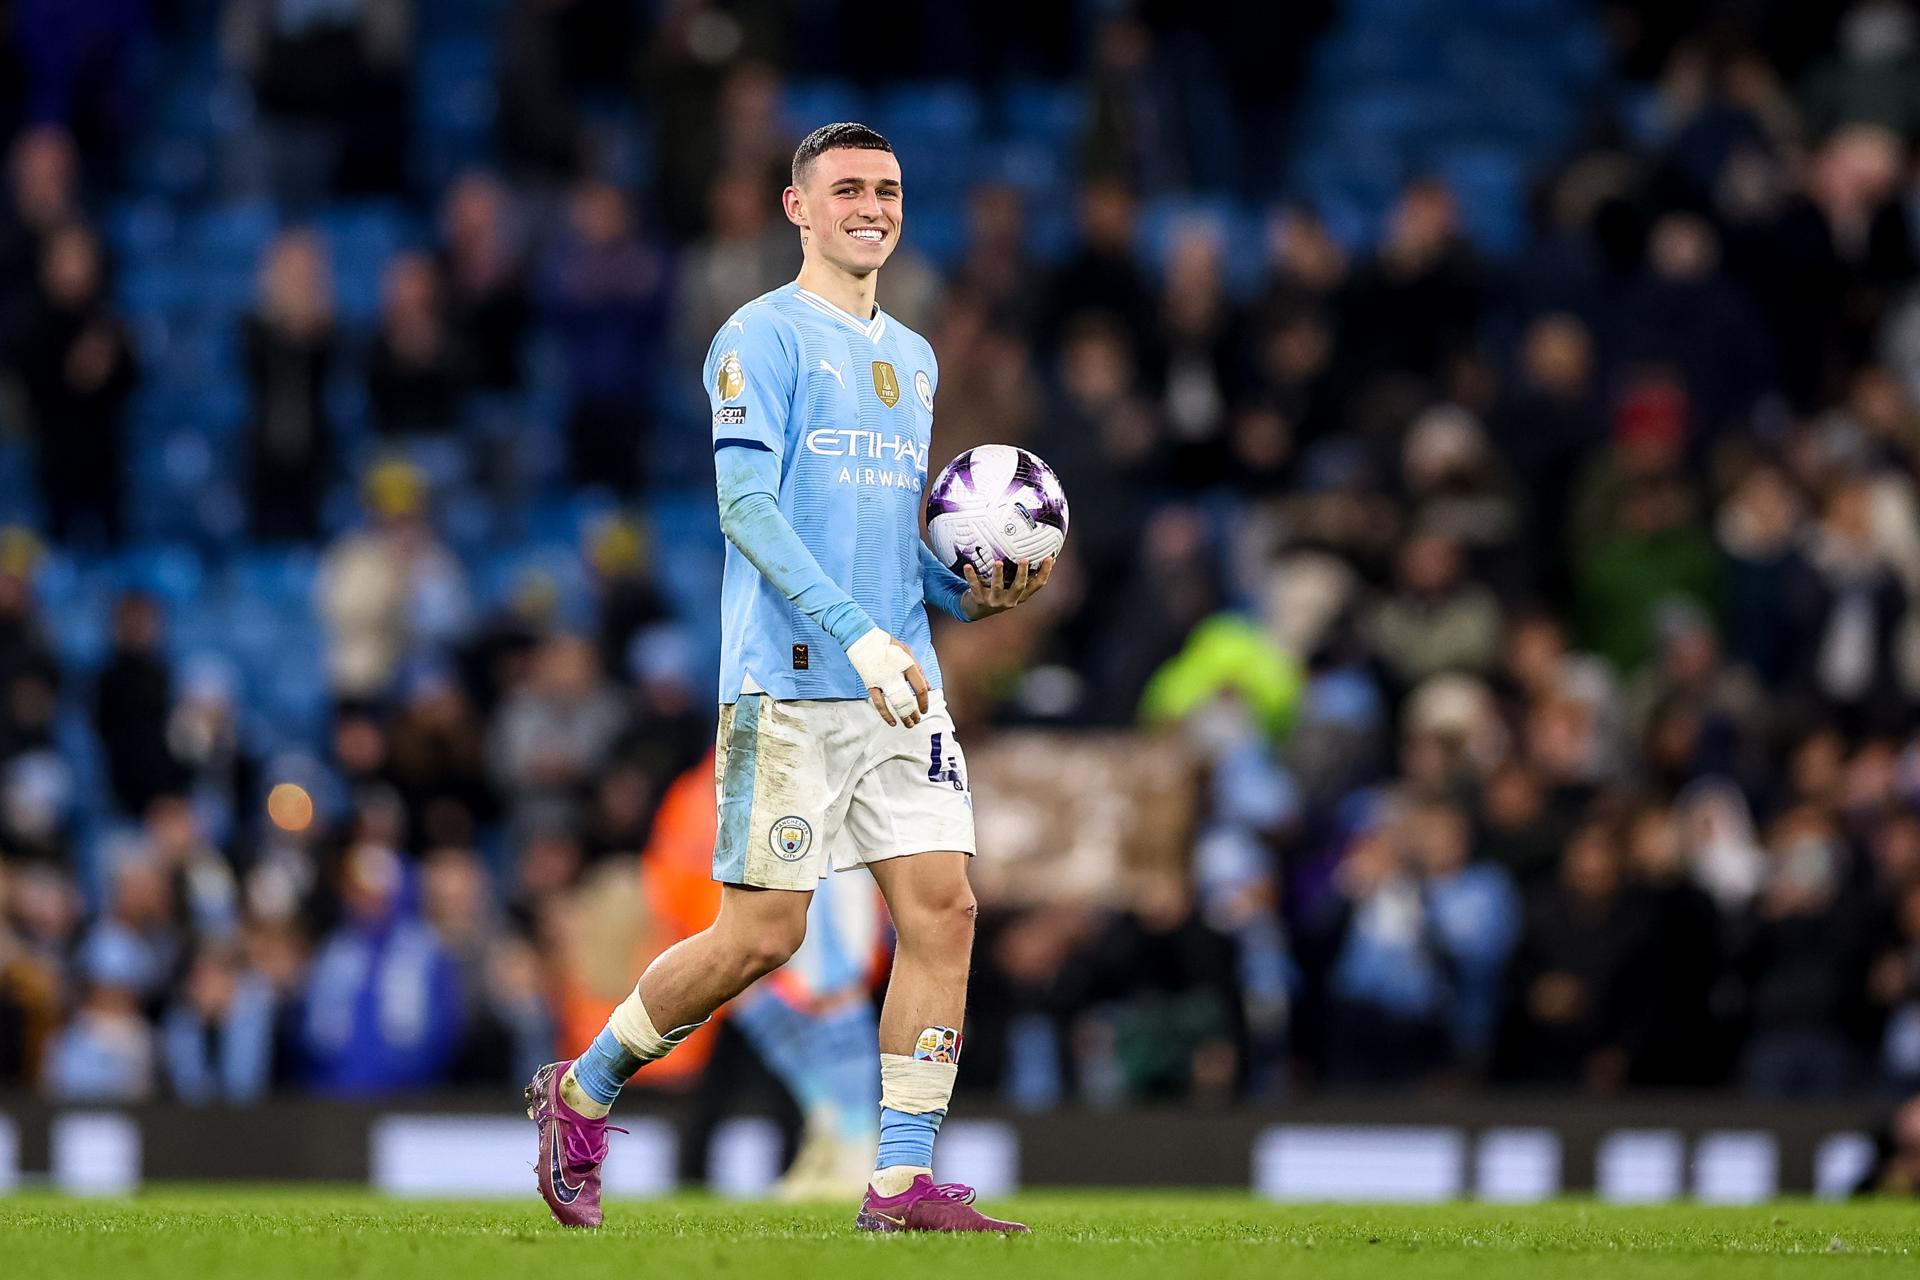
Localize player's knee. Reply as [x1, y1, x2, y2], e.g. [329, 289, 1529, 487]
[899, 884, 977, 951]
[734, 916, 807, 980]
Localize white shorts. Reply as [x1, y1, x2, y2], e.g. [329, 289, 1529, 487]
[712, 689, 976, 891]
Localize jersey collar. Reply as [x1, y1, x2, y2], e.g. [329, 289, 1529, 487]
[796, 287, 888, 343]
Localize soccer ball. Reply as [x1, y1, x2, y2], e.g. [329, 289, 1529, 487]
[924, 444, 1069, 587]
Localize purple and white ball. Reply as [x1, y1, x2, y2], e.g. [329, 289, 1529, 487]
[924, 444, 1069, 588]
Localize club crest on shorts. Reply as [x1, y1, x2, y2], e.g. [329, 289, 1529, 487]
[915, 369, 933, 411]
[769, 816, 812, 862]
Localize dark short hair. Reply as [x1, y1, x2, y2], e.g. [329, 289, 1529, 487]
[791, 122, 894, 185]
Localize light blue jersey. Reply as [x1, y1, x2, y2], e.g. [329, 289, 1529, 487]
[705, 283, 967, 704]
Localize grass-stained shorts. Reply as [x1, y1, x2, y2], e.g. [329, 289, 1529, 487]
[712, 688, 976, 890]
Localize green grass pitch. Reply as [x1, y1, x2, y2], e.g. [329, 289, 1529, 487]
[4, 1189, 1920, 1279]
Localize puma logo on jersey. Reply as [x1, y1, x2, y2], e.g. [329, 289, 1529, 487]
[818, 359, 846, 388]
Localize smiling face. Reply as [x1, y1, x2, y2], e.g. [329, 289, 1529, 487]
[785, 146, 903, 279]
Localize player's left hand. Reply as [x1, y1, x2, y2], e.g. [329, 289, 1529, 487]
[961, 556, 1053, 620]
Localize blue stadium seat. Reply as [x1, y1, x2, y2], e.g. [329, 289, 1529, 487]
[106, 199, 179, 260]
[1433, 146, 1527, 255]
[1001, 81, 1085, 143]
[116, 543, 206, 609]
[227, 547, 319, 612]
[877, 82, 982, 140]
[192, 200, 279, 262]
[783, 80, 866, 136]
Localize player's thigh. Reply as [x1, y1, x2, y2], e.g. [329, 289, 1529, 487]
[865, 848, 975, 933]
[713, 694, 836, 890]
[710, 881, 814, 964]
[839, 694, 977, 919]
[836, 697, 976, 867]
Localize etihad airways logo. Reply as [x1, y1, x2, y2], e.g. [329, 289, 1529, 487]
[803, 429, 928, 470]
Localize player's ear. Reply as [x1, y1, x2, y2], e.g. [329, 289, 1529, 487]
[782, 185, 806, 229]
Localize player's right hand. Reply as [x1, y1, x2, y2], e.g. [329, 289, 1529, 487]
[845, 628, 931, 728]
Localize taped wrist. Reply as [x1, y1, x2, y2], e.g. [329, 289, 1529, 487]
[845, 628, 920, 721]
[608, 985, 706, 1062]
[879, 1053, 958, 1115]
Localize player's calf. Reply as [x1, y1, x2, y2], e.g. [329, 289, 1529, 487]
[853, 1027, 1027, 1234]
[530, 891, 810, 1226]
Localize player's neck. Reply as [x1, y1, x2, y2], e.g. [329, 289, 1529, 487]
[795, 259, 878, 324]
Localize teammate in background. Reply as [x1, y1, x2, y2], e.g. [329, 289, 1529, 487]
[733, 874, 887, 1202]
[528, 122, 1051, 1231]
[642, 747, 888, 1201]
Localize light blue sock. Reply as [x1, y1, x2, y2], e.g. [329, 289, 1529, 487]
[815, 1002, 880, 1142]
[732, 990, 834, 1114]
[571, 1025, 642, 1106]
[876, 1106, 943, 1169]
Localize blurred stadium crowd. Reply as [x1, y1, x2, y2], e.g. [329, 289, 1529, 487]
[8, 0, 1920, 1110]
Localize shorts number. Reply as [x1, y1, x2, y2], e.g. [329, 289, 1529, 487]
[927, 732, 965, 791]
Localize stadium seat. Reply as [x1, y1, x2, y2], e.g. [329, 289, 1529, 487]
[784, 80, 866, 137]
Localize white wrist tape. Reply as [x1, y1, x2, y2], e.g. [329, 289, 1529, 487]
[880, 1053, 959, 1115]
[845, 628, 920, 722]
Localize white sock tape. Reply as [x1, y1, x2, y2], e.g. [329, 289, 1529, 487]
[608, 986, 704, 1061]
[880, 1053, 958, 1115]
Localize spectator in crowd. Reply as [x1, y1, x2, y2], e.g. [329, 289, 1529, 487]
[1801, 0, 1920, 142]
[948, 183, 1040, 336]
[672, 167, 795, 366]
[421, 845, 552, 1085]
[1315, 797, 1517, 1084]
[93, 592, 183, 819]
[1410, 796, 1521, 1070]
[1038, 179, 1151, 356]
[222, 0, 411, 204]
[162, 941, 274, 1103]
[1782, 472, 1909, 732]
[538, 179, 670, 496]
[18, 221, 136, 547]
[367, 251, 468, 442]
[1493, 314, 1603, 550]
[1851, 1093, 1920, 1194]
[1618, 804, 1726, 1086]
[0, 859, 65, 1086]
[41, 924, 157, 1100]
[385, 666, 494, 851]
[243, 229, 337, 542]
[1739, 806, 1875, 1096]
[0, 125, 80, 348]
[1150, 222, 1243, 487]
[82, 853, 181, 1007]
[1498, 821, 1638, 1090]
[1342, 179, 1480, 383]
[494, 0, 588, 180]
[300, 841, 461, 1094]
[1364, 530, 1503, 693]
[586, 515, 671, 680]
[1400, 405, 1524, 584]
[438, 172, 530, 394]
[489, 632, 625, 835]
[1575, 467, 1724, 676]
[316, 461, 471, 705]
[165, 656, 258, 852]
[1625, 601, 1769, 793]
[0, 535, 55, 767]
[1717, 461, 1805, 688]
[11, 1, 151, 167]
[1076, 872, 1243, 1102]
